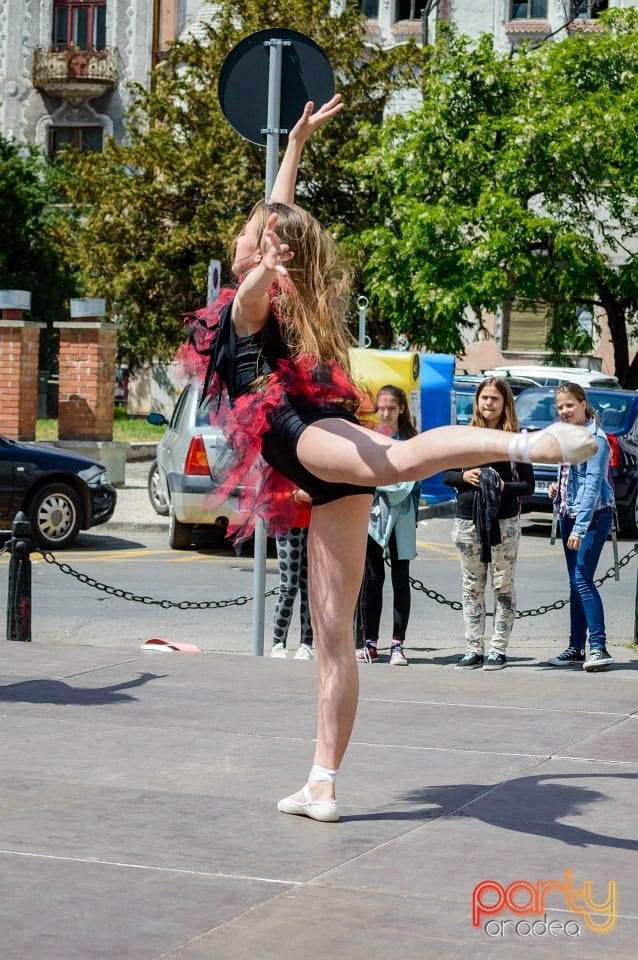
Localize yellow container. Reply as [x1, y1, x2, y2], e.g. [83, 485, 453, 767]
[349, 348, 422, 430]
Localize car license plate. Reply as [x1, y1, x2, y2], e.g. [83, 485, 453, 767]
[534, 480, 551, 494]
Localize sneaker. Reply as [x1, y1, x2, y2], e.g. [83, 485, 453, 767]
[455, 650, 484, 670]
[483, 651, 507, 671]
[294, 644, 314, 661]
[389, 645, 408, 666]
[356, 642, 378, 663]
[270, 642, 288, 659]
[547, 646, 585, 667]
[583, 649, 614, 672]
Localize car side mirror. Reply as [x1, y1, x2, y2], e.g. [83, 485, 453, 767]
[147, 412, 168, 427]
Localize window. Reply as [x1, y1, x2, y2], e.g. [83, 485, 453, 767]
[397, 1, 429, 18]
[502, 300, 551, 351]
[53, 1, 107, 51]
[360, 1, 379, 15]
[510, 1, 548, 17]
[49, 126, 103, 156]
[569, 1, 608, 17]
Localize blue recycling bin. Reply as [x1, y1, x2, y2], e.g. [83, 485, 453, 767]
[419, 353, 456, 503]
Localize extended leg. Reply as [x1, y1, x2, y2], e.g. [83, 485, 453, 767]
[296, 419, 597, 488]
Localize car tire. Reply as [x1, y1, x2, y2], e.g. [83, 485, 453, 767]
[618, 489, 638, 539]
[168, 505, 194, 550]
[27, 482, 83, 549]
[147, 459, 169, 516]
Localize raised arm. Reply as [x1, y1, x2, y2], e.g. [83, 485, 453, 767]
[268, 95, 344, 205]
[232, 212, 294, 335]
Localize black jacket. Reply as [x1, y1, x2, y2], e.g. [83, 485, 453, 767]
[443, 460, 535, 521]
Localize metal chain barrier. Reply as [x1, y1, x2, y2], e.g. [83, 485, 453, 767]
[398, 542, 638, 618]
[23, 539, 638, 619]
[38, 548, 279, 609]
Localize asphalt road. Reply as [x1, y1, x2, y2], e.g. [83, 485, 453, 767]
[3, 515, 636, 657]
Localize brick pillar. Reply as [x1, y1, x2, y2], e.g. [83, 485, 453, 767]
[55, 299, 118, 441]
[0, 290, 44, 441]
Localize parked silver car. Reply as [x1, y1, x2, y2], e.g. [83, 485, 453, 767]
[147, 382, 241, 549]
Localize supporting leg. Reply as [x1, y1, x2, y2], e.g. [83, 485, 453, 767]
[278, 494, 372, 818]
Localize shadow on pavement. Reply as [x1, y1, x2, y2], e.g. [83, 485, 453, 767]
[0, 671, 167, 705]
[343, 773, 638, 850]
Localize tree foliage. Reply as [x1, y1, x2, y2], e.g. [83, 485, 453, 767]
[0, 138, 75, 370]
[55, 1, 422, 368]
[349, 10, 638, 386]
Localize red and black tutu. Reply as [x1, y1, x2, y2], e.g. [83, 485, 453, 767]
[176, 289, 369, 542]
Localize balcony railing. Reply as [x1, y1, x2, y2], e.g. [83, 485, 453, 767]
[33, 46, 117, 105]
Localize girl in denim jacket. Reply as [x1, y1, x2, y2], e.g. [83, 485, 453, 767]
[547, 383, 615, 671]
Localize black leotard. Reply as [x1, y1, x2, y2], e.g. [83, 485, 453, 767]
[216, 300, 374, 506]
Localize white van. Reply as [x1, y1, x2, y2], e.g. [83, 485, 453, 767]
[483, 365, 621, 390]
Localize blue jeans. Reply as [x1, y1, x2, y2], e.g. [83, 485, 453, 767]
[559, 508, 612, 651]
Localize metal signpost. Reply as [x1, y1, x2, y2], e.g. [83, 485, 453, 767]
[218, 30, 335, 655]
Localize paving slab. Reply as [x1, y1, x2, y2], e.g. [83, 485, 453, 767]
[0, 643, 636, 959]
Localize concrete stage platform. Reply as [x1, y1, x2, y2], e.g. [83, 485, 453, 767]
[1, 643, 637, 958]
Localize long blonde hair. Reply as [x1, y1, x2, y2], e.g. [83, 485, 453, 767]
[471, 377, 519, 432]
[234, 201, 355, 373]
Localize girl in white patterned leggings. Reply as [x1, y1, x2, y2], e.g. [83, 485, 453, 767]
[443, 378, 534, 671]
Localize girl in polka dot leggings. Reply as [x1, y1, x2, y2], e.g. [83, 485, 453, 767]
[271, 493, 314, 660]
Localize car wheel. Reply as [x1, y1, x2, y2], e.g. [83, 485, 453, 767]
[147, 459, 169, 516]
[28, 482, 83, 549]
[617, 488, 638, 539]
[168, 505, 194, 550]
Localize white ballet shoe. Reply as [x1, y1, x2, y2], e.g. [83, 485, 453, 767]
[508, 422, 597, 465]
[277, 785, 339, 822]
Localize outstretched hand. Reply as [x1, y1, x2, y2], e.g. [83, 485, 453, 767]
[288, 94, 343, 146]
[260, 212, 294, 276]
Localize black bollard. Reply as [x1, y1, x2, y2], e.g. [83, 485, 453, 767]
[6, 511, 33, 642]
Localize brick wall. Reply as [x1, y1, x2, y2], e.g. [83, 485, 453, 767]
[57, 325, 118, 441]
[0, 321, 42, 440]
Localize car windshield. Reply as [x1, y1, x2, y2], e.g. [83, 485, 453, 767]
[516, 388, 633, 433]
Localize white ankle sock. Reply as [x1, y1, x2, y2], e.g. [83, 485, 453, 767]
[309, 764, 338, 783]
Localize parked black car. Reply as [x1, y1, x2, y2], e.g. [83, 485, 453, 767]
[515, 387, 638, 538]
[0, 436, 117, 548]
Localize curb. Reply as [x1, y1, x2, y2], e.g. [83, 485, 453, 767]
[101, 519, 169, 533]
[102, 503, 455, 535]
[126, 443, 157, 461]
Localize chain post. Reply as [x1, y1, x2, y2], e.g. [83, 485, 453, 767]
[6, 511, 33, 642]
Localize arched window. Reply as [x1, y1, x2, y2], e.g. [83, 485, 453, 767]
[53, 1, 107, 51]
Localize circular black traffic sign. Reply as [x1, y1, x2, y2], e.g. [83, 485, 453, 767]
[218, 29, 334, 147]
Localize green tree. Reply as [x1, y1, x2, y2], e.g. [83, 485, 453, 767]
[55, 1, 422, 368]
[349, 10, 638, 387]
[0, 138, 75, 370]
